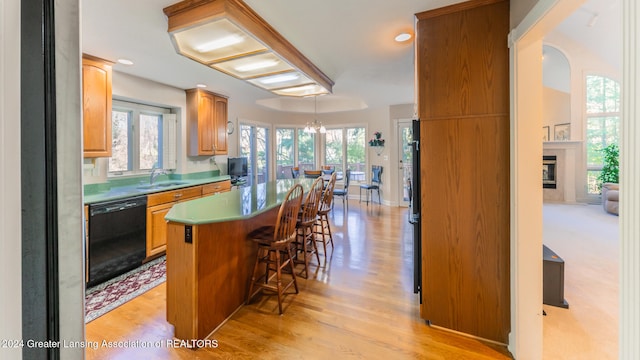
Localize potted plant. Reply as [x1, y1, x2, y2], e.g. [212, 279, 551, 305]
[598, 143, 619, 186]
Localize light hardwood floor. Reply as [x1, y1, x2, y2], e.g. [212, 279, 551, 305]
[86, 203, 513, 359]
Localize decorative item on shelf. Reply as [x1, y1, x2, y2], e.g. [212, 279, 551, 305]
[304, 96, 326, 134]
[369, 131, 385, 155]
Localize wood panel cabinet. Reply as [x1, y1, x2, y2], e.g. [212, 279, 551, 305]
[82, 54, 113, 158]
[146, 185, 202, 259]
[416, 0, 510, 344]
[186, 89, 228, 156]
[202, 179, 231, 195]
[214, 96, 228, 154]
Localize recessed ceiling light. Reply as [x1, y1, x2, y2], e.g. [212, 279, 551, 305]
[117, 58, 134, 65]
[394, 33, 412, 42]
[196, 83, 207, 88]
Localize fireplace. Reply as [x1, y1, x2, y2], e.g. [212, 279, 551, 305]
[543, 155, 557, 189]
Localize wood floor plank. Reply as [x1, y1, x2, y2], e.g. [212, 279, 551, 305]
[86, 204, 512, 359]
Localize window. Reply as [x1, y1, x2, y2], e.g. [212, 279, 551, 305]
[585, 75, 620, 194]
[323, 127, 365, 183]
[274, 127, 319, 178]
[275, 128, 295, 179]
[325, 129, 343, 174]
[240, 123, 269, 185]
[109, 100, 173, 175]
[297, 129, 315, 171]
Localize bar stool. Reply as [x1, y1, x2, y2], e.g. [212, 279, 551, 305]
[314, 172, 337, 260]
[246, 184, 304, 314]
[293, 177, 324, 278]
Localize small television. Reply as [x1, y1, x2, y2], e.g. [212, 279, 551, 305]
[227, 157, 248, 182]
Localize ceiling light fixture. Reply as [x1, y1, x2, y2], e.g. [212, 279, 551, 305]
[117, 58, 134, 65]
[395, 32, 412, 42]
[259, 73, 300, 85]
[195, 34, 244, 52]
[163, 0, 333, 97]
[304, 96, 326, 134]
[196, 83, 207, 88]
[234, 60, 279, 72]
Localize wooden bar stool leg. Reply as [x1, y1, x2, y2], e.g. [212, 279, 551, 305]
[287, 247, 299, 294]
[324, 213, 334, 248]
[247, 247, 262, 304]
[275, 249, 283, 315]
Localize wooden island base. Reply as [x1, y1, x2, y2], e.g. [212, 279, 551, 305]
[166, 207, 278, 340]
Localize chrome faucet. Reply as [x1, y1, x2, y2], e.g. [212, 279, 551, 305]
[150, 167, 168, 185]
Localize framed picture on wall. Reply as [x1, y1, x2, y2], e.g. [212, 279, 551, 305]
[554, 123, 570, 141]
[543, 126, 550, 142]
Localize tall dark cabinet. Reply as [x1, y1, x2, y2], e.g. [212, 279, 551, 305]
[416, 0, 510, 343]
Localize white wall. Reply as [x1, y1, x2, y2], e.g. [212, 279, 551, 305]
[0, 0, 23, 358]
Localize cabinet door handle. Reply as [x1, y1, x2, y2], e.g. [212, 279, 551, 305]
[174, 193, 182, 199]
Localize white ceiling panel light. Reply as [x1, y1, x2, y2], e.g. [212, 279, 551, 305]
[163, 0, 333, 97]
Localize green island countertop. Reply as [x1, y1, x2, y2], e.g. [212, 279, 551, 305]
[165, 178, 314, 225]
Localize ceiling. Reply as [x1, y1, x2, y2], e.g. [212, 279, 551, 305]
[82, 0, 620, 114]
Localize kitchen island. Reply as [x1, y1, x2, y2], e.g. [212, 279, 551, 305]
[164, 179, 311, 341]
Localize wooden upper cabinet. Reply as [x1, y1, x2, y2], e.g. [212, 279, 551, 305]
[416, 1, 509, 120]
[214, 96, 228, 154]
[82, 54, 113, 158]
[186, 89, 228, 156]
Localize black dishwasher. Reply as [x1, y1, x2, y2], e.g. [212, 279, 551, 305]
[88, 195, 147, 287]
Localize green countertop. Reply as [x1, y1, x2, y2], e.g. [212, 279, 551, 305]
[165, 178, 313, 225]
[83, 175, 231, 205]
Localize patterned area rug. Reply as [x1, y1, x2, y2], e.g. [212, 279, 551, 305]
[85, 256, 166, 323]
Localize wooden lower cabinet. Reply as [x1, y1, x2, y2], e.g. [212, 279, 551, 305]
[145, 180, 232, 259]
[146, 202, 175, 258]
[146, 185, 202, 259]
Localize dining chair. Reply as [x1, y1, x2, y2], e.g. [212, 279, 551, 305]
[332, 169, 351, 208]
[246, 184, 304, 314]
[359, 165, 382, 205]
[291, 166, 300, 179]
[303, 169, 322, 178]
[321, 165, 335, 175]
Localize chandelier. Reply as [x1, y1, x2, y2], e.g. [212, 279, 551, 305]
[304, 96, 326, 134]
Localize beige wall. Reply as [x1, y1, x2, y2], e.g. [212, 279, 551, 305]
[542, 87, 570, 131]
